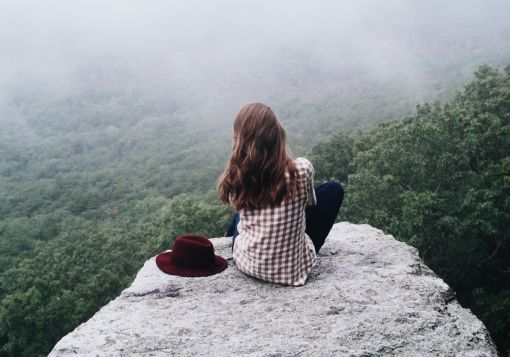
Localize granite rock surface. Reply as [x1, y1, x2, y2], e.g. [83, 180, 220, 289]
[50, 222, 497, 356]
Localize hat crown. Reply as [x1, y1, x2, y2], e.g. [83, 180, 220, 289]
[169, 235, 215, 269]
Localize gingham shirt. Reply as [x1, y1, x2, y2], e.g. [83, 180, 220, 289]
[232, 157, 317, 286]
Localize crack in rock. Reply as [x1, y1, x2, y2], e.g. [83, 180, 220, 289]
[408, 263, 435, 277]
[123, 285, 181, 299]
[441, 287, 457, 304]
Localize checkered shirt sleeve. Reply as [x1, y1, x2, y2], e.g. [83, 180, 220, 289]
[232, 157, 317, 286]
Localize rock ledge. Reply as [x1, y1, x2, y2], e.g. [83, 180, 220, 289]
[50, 222, 497, 356]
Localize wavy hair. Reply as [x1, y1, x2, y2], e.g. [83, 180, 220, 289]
[218, 103, 298, 211]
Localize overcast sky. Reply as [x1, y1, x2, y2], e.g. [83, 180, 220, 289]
[1, 0, 510, 120]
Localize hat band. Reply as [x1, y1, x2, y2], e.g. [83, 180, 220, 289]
[170, 255, 215, 269]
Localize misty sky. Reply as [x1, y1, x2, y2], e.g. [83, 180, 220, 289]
[1, 0, 510, 131]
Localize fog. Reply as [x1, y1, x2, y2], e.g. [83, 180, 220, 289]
[1, 0, 510, 140]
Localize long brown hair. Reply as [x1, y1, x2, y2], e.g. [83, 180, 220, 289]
[218, 103, 298, 211]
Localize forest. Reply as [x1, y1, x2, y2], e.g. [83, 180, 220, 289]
[1, 64, 508, 356]
[1, 1, 510, 356]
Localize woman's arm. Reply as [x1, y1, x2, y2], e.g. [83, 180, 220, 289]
[298, 157, 317, 207]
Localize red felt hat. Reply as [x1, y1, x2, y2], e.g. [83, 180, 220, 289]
[155, 234, 228, 277]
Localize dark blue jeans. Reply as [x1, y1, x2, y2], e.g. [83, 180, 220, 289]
[225, 180, 344, 254]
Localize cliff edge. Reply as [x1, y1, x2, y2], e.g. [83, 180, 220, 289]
[50, 222, 497, 356]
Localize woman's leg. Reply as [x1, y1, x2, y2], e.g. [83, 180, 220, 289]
[225, 213, 240, 252]
[305, 180, 344, 253]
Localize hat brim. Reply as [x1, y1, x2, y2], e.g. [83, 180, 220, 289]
[155, 251, 228, 277]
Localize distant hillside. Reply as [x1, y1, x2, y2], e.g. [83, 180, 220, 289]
[1, 33, 510, 357]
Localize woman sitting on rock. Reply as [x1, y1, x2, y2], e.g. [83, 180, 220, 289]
[218, 102, 344, 286]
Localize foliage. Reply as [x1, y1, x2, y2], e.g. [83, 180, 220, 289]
[158, 192, 234, 250]
[308, 132, 354, 184]
[0, 191, 231, 356]
[0, 44, 509, 355]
